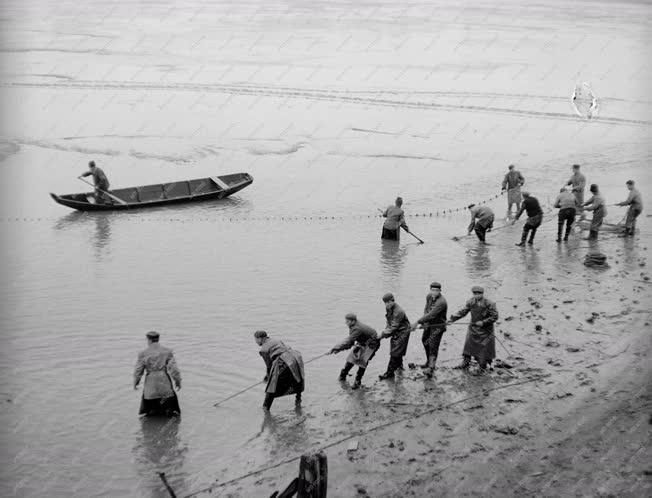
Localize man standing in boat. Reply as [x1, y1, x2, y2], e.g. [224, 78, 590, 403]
[79, 160, 111, 203]
[134, 331, 182, 417]
[501, 164, 525, 219]
[381, 197, 409, 241]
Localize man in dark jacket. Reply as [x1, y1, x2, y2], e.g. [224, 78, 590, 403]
[330, 313, 380, 389]
[255, 331, 304, 411]
[411, 282, 447, 378]
[80, 160, 111, 203]
[448, 286, 499, 374]
[514, 191, 544, 246]
[378, 293, 411, 380]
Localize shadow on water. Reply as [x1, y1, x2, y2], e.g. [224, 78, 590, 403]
[379, 239, 408, 280]
[133, 416, 188, 498]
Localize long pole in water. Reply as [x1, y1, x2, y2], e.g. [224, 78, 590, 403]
[377, 208, 425, 244]
[77, 176, 127, 205]
[213, 352, 330, 407]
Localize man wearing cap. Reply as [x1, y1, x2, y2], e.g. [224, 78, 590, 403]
[448, 286, 499, 374]
[381, 197, 409, 241]
[378, 293, 411, 380]
[554, 187, 578, 242]
[582, 184, 607, 240]
[566, 164, 586, 218]
[467, 204, 495, 244]
[616, 180, 643, 237]
[133, 331, 182, 417]
[254, 331, 304, 411]
[411, 282, 448, 378]
[330, 313, 380, 389]
[79, 160, 111, 204]
[514, 191, 544, 246]
[501, 164, 525, 219]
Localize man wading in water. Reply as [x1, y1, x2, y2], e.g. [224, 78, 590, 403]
[255, 331, 304, 411]
[514, 191, 544, 246]
[330, 313, 380, 389]
[381, 197, 409, 241]
[467, 204, 495, 244]
[133, 331, 182, 417]
[501, 164, 525, 219]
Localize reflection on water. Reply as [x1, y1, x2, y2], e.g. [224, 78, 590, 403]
[53, 212, 113, 261]
[465, 245, 491, 277]
[518, 247, 542, 275]
[133, 417, 188, 498]
[92, 215, 111, 261]
[379, 239, 408, 280]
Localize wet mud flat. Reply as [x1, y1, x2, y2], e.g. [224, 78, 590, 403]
[204, 229, 652, 498]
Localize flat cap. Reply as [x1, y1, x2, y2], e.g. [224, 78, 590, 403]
[146, 331, 160, 339]
[382, 292, 394, 302]
[471, 286, 484, 293]
[430, 282, 441, 289]
[345, 312, 357, 321]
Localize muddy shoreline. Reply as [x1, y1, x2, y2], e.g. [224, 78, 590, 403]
[202, 229, 652, 498]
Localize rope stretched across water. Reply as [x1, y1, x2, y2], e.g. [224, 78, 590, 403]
[213, 352, 331, 407]
[184, 373, 550, 497]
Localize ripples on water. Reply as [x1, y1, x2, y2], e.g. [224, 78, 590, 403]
[1, 0, 651, 496]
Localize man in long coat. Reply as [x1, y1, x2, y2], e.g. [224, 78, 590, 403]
[412, 282, 448, 378]
[134, 331, 182, 417]
[501, 164, 525, 219]
[255, 330, 304, 411]
[378, 293, 411, 380]
[330, 313, 380, 389]
[448, 286, 499, 374]
[381, 197, 409, 241]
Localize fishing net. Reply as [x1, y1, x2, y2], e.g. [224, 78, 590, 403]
[572, 82, 598, 119]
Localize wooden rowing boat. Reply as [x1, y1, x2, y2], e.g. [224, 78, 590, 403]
[50, 173, 253, 211]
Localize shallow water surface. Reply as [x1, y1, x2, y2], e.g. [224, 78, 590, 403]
[1, 0, 651, 496]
